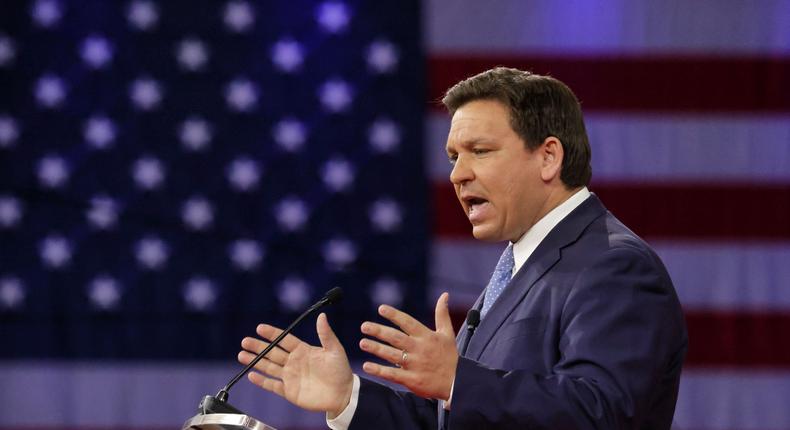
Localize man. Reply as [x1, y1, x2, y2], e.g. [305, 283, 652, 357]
[238, 67, 688, 429]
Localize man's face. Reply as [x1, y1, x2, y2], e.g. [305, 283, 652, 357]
[446, 99, 547, 243]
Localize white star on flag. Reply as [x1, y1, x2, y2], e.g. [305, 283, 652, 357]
[88, 275, 122, 310]
[315, 1, 351, 34]
[271, 39, 304, 73]
[321, 157, 354, 192]
[86, 195, 119, 230]
[274, 197, 309, 232]
[34, 74, 67, 108]
[277, 276, 312, 312]
[228, 239, 264, 271]
[0, 35, 16, 67]
[223, 1, 255, 33]
[370, 277, 403, 307]
[226, 157, 261, 192]
[126, 1, 159, 31]
[368, 118, 401, 153]
[366, 39, 399, 74]
[182, 197, 214, 231]
[31, 0, 63, 28]
[39, 234, 72, 269]
[135, 236, 169, 270]
[323, 237, 357, 269]
[0, 277, 25, 310]
[0, 115, 19, 148]
[129, 77, 163, 110]
[225, 78, 258, 112]
[369, 198, 402, 232]
[0, 196, 24, 229]
[176, 38, 209, 72]
[37, 155, 69, 189]
[179, 117, 213, 152]
[272, 118, 307, 152]
[183, 277, 217, 312]
[83, 115, 116, 150]
[319, 79, 353, 113]
[80, 35, 114, 69]
[131, 156, 166, 190]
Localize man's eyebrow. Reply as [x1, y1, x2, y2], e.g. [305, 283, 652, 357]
[453, 138, 492, 149]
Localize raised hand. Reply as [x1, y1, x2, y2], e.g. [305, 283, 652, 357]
[238, 312, 354, 417]
[359, 292, 458, 400]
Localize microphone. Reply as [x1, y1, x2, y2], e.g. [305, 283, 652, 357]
[459, 309, 481, 357]
[466, 309, 480, 333]
[199, 287, 344, 414]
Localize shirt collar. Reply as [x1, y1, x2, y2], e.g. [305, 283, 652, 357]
[511, 187, 591, 276]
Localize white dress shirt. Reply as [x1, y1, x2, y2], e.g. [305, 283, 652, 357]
[328, 187, 591, 429]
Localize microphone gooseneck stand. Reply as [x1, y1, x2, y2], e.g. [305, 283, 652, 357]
[182, 287, 343, 430]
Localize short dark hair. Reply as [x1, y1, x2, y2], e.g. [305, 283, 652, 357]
[442, 67, 592, 188]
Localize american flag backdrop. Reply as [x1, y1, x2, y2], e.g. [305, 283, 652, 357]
[1, 1, 790, 430]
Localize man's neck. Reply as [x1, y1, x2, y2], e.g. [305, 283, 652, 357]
[510, 187, 590, 275]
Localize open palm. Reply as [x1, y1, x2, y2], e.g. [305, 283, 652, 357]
[239, 313, 354, 416]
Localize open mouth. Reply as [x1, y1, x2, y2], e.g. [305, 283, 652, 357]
[464, 196, 490, 220]
[467, 197, 487, 206]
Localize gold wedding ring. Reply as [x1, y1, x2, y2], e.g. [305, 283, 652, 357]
[397, 350, 408, 368]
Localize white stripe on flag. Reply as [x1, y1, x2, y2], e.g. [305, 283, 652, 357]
[5, 363, 790, 430]
[675, 369, 790, 430]
[431, 240, 790, 311]
[426, 113, 790, 182]
[425, 0, 790, 54]
[0, 362, 326, 428]
[655, 241, 790, 311]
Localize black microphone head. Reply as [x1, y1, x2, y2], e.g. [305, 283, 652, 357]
[323, 287, 343, 305]
[466, 309, 481, 328]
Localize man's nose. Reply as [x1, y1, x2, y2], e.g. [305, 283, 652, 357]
[449, 156, 473, 185]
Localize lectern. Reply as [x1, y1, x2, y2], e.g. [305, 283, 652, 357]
[181, 413, 277, 430]
[181, 395, 277, 430]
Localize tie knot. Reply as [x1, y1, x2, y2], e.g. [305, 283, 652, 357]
[501, 243, 514, 269]
[494, 243, 515, 279]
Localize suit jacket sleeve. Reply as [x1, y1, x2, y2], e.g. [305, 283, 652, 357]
[348, 377, 438, 430]
[449, 247, 687, 429]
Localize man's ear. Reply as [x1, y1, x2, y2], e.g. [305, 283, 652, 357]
[540, 136, 563, 182]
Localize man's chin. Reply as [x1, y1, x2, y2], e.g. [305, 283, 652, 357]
[470, 225, 503, 242]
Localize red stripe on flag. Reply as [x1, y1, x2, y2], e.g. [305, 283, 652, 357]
[433, 182, 790, 240]
[428, 55, 790, 112]
[449, 309, 790, 368]
[685, 310, 790, 368]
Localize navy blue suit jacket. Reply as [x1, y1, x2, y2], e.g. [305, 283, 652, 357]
[349, 194, 688, 429]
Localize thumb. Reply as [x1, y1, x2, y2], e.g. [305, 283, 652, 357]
[317, 312, 341, 351]
[434, 292, 454, 335]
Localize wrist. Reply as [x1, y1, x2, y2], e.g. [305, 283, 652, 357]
[328, 376, 354, 418]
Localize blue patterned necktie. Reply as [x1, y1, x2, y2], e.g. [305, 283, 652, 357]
[480, 243, 515, 318]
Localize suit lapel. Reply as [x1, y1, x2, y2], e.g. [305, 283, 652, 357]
[465, 194, 607, 361]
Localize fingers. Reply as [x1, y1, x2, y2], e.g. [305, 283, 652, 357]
[361, 321, 412, 350]
[256, 323, 303, 352]
[240, 337, 289, 365]
[362, 361, 409, 386]
[434, 292, 454, 335]
[316, 312, 341, 352]
[237, 350, 284, 379]
[377, 305, 428, 336]
[359, 338, 404, 366]
[248, 371, 285, 398]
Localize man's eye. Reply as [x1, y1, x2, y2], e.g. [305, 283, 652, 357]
[473, 148, 489, 155]
[448, 155, 457, 165]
